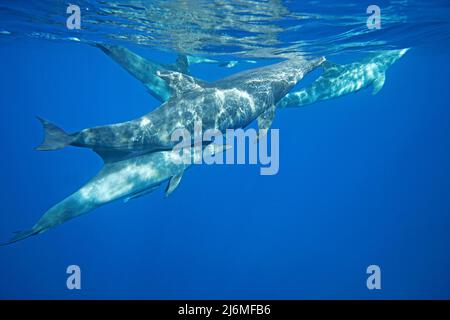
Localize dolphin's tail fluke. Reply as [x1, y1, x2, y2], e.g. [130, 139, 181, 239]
[35, 116, 75, 151]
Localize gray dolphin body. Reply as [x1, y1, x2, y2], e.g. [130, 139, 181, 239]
[95, 44, 250, 102]
[277, 49, 409, 109]
[37, 51, 324, 162]
[3, 144, 223, 245]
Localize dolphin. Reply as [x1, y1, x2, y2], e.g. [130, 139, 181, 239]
[95, 44, 253, 103]
[1, 143, 226, 246]
[35, 52, 324, 162]
[97, 45, 407, 113]
[277, 49, 409, 109]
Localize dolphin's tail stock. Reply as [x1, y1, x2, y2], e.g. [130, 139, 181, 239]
[1, 187, 100, 246]
[35, 116, 75, 151]
[0, 228, 41, 247]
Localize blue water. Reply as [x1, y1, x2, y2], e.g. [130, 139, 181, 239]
[1, 0, 450, 299]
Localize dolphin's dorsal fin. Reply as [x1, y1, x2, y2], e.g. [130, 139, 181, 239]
[124, 185, 161, 203]
[174, 54, 189, 74]
[165, 171, 184, 197]
[372, 72, 386, 95]
[157, 70, 204, 96]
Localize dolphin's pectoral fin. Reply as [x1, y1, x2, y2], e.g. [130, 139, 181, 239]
[124, 185, 161, 203]
[156, 70, 205, 96]
[372, 72, 386, 95]
[165, 171, 184, 197]
[257, 105, 276, 140]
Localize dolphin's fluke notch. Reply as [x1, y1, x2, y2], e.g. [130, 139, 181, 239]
[35, 116, 75, 151]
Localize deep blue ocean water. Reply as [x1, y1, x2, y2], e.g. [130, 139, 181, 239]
[1, 0, 450, 299]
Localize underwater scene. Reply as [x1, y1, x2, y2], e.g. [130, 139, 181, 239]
[0, 0, 450, 299]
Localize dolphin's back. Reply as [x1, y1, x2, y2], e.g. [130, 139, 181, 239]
[213, 57, 325, 102]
